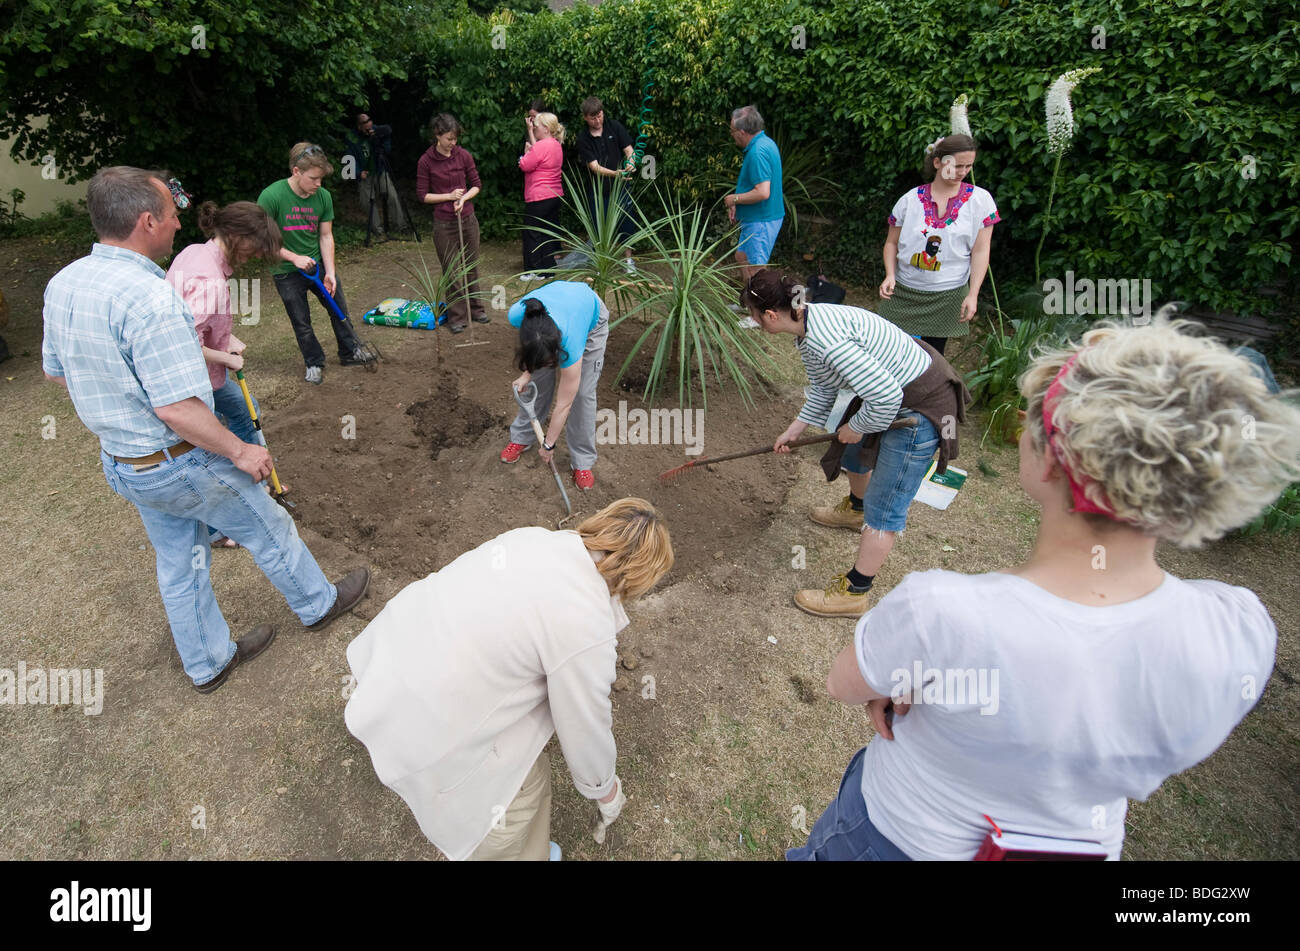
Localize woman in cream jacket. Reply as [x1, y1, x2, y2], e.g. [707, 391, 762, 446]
[344, 498, 673, 860]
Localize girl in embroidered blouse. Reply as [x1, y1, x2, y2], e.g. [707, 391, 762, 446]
[877, 134, 1000, 356]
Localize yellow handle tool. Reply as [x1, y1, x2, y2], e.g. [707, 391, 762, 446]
[234, 369, 288, 500]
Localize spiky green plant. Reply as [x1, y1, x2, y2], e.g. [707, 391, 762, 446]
[398, 245, 487, 366]
[523, 170, 652, 315]
[617, 188, 779, 408]
[966, 307, 1088, 446]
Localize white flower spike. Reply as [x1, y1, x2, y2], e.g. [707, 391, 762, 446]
[950, 94, 972, 138]
[1045, 67, 1101, 155]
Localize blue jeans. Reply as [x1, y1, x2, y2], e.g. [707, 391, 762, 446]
[211, 375, 259, 445]
[841, 413, 940, 532]
[207, 376, 261, 543]
[786, 747, 913, 861]
[101, 447, 337, 687]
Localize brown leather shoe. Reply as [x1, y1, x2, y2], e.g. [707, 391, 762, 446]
[308, 567, 371, 630]
[810, 495, 866, 531]
[193, 624, 277, 694]
[793, 575, 874, 618]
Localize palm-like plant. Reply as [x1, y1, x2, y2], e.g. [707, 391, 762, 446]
[617, 188, 780, 407]
[771, 132, 840, 240]
[523, 170, 652, 315]
[398, 246, 486, 367]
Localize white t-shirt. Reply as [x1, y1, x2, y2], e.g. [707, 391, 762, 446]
[888, 183, 1000, 292]
[854, 569, 1276, 860]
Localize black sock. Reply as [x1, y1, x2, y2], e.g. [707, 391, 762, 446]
[846, 568, 873, 591]
[848, 492, 863, 511]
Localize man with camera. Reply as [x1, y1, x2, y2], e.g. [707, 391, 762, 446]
[348, 112, 409, 237]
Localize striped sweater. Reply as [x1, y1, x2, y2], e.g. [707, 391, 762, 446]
[795, 303, 931, 433]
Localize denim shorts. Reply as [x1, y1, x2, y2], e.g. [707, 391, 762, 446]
[737, 218, 784, 266]
[786, 746, 913, 861]
[841, 413, 940, 532]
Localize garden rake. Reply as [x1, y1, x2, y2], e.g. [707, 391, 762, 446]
[513, 381, 573, 526]
[659, 417, 919, 483]
[300, 260, 381, 367]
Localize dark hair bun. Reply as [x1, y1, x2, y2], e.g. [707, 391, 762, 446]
[196, 201, 220, 238]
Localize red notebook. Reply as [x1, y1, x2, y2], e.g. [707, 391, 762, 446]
[973, 824, 1108, 861]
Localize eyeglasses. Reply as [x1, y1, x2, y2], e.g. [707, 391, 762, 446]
[293, 145, 324, 164]
[167, 177, 193, 210]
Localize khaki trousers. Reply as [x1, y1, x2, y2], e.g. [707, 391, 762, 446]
[467, 752, 552, 861]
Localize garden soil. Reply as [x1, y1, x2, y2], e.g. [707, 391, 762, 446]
[1, 233, 1296, 861]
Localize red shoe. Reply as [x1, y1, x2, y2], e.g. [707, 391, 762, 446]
[500, 442, 529, 463]
[572, 468, 595, 490]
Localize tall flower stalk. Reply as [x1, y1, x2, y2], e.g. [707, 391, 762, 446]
[1035, 67, 1101, 285]
[950, 93, 1002, 320]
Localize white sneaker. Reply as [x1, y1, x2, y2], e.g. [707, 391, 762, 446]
[622, 257, 637, 275]
[737, 316, 761, 329]
[304, 366, 323, 384]
[549, 841, 562, 861]
[520, 272, 540, 282]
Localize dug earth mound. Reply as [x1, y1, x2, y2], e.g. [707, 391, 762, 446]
[260, 320, 804, 590]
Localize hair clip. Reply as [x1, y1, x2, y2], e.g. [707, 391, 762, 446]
[924, 136, 945, 156]
[167, 177, 193, 210]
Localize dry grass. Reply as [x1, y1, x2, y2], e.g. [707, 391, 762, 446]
[1, 230, 1295, 861]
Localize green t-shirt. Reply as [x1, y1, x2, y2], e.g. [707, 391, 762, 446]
[257, 178, 334, 275]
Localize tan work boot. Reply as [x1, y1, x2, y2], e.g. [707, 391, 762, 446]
[810, 495, 864, 530]
[794, 574, 873, 618]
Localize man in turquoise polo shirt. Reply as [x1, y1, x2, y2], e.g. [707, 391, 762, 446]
[724, 105, 784, 285]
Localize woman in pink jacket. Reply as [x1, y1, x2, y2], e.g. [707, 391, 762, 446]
[519, 111, 565, 281]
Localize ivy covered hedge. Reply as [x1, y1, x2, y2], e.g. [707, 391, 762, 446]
[400, 0, 1296, 327]
[3, 0, 1295, 328]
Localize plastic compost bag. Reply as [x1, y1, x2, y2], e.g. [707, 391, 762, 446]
[361, 298, 446, 330]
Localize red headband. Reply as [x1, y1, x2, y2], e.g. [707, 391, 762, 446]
[1041, 353, 1117, 518]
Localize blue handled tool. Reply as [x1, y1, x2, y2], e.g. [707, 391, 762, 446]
[300, 260, 381, 367]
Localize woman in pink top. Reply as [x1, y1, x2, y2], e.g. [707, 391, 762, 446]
[519, 111, 565, 280]
[166, 200, 282, 545]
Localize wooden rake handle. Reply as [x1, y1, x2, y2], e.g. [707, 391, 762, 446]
[659, 417, 919, 482]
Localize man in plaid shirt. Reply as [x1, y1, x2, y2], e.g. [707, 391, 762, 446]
[42, 166, 370, 693]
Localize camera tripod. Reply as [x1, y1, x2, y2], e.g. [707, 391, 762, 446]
[364, 141, 420, 247]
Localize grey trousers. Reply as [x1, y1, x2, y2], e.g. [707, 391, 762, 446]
[509, 300, 609, 470]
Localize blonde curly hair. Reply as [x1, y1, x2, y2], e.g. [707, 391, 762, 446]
[1020, 319, 1300, 547]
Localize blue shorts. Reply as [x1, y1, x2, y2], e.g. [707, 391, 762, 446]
[786, 746, 913, 861]
[737, 217, 784, 266]
[840, 413, 939, 532]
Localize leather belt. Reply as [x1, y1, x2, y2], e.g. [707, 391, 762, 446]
[114, 440, 196, 466]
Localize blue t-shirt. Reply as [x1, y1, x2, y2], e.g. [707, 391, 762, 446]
[735, 131, 784, 223]
[506, 281, 601, 369]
